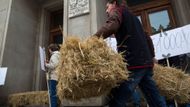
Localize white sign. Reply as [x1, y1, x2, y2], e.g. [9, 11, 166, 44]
[151, 25, 190, 60]
[39, 46, 46, 71]
[69, 0, 90, 18]
[0, 67, 7, 86]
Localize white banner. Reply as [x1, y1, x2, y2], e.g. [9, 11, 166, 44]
[0, 67, 7, 86]
[151, 25, 190, 60]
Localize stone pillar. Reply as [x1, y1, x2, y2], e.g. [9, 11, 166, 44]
[64, 0, 107, 39]
[62, 0, 108, 106]
[171, 0, 190, 26]
[0, 0, 40, 105]
[0, 0, 12, 105]
[0, 0, 12, 66]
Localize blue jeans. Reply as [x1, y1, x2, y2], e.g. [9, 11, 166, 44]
[132, 89, 141, 107]
[109, 67, 167, 107]
[48, 80, 58, 107]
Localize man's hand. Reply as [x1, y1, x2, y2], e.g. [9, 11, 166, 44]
[153, 57, 158, 64]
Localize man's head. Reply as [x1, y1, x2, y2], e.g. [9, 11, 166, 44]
[48, 44, 60, 54]
[106, 0, 117, 16]
[106, 0, 126, 16]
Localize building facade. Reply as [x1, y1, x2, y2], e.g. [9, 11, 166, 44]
[0, 0, 190, 106]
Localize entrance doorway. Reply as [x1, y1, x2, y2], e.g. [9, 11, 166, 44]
[35, 0, 63, 91]
[49, 9, 63, 44]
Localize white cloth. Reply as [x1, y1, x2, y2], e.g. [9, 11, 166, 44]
[105, 37, 117, 52]
[45, 51, 60, 81]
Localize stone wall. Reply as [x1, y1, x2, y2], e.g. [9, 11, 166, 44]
[64, 0, 107, 39]
[0, 0, 40, 105]
[171, 0, 190, 26]
[0, 0, 12, 66]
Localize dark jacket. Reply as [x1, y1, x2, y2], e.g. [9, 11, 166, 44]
[95, 5, 154, 70]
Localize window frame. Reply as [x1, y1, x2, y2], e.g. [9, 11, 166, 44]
[128, 0, 176, 35]
[146, 5, 176, 34]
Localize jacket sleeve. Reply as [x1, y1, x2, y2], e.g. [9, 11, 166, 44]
[94, 9, 122, 39]
[146, 34, 155, 57]
[45, 53, 60, 70]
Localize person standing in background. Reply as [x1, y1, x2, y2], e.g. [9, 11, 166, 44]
[45, 44, 60, 107]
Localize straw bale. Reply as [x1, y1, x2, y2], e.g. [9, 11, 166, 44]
[153, 64, 190, 104]
[8, 91, 48, 107]
[57, 36, 128, 101]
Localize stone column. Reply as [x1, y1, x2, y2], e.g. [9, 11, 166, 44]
[62, 0, 108, 106]
[0, 0, 40, 105]
[0, 0, 12, 66]
[64, 0, 106, 39]
[171, 0, 190, 26]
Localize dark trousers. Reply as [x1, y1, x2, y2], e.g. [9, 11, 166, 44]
[132, 89, 141, 107]
[164, 98, 190, 107]
[109, 67, 167, 107]
[48, 80, 58, 107]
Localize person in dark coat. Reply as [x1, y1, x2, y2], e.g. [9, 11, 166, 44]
[94, 0, 167, 106]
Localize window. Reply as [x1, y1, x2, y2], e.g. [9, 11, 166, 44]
[49, 9, 63, 44]
[128, 0, 176, 35]
[128, 0, 178, 67]
[149, 10, 171, 34]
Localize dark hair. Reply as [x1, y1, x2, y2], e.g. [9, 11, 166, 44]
[107, 0, 122, 6]
[48, 44, 60, 52]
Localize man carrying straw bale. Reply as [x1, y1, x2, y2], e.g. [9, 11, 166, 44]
[94, 0, 167, 106]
